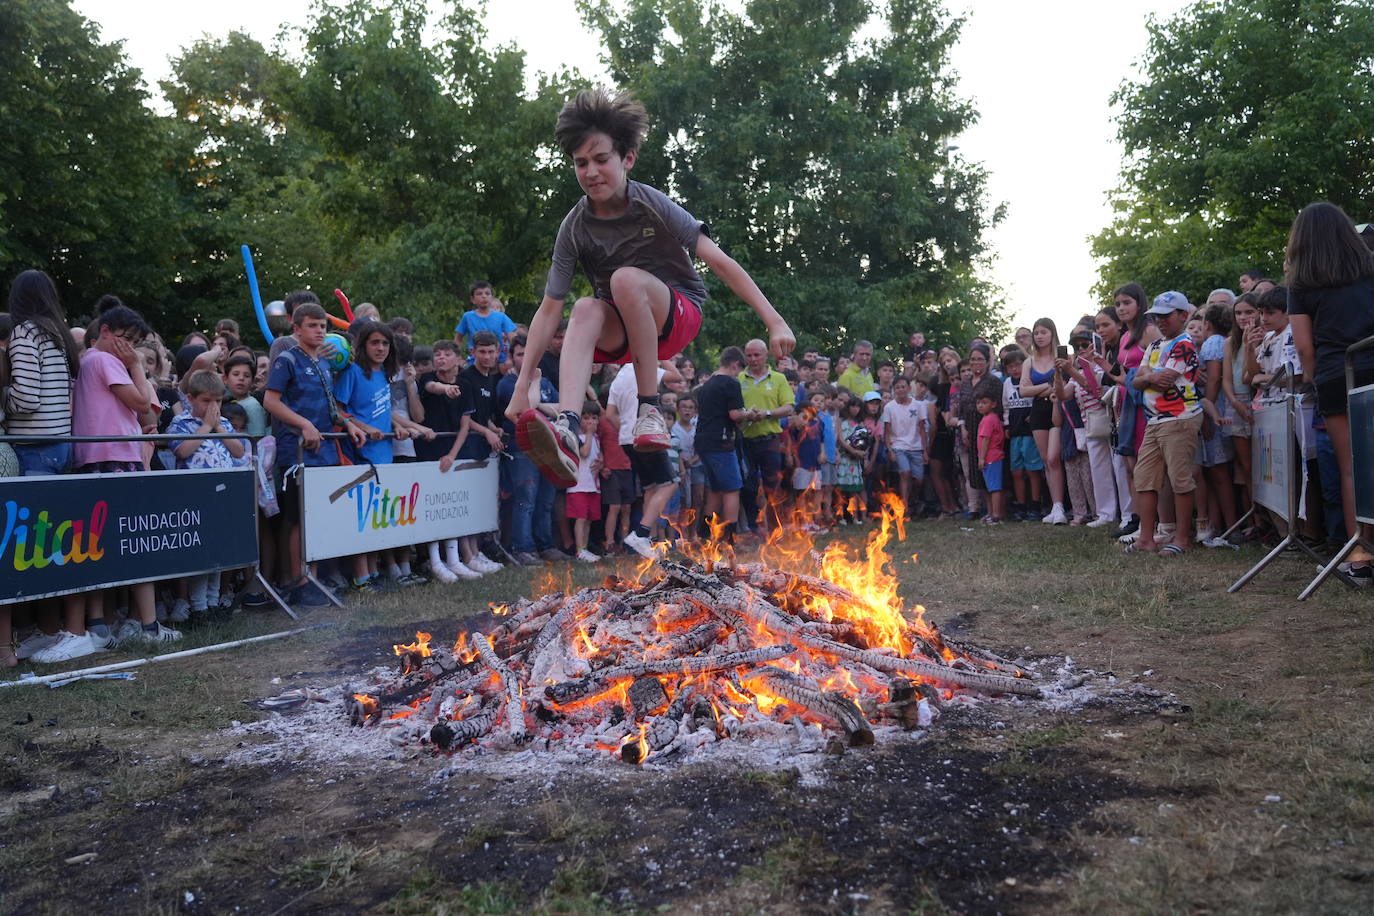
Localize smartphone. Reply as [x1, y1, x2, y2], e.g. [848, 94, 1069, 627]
[1056, 345, 1069, 360]
[1091, 332, 1104, 356]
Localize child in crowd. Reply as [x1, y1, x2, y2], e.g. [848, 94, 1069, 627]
[334, 320, 398, 592]
[416, 340, 471, 582]
[443, 331, 506, 574]
[454, 281, 517, 363]
[673, 393, 704, 526]
[263, 303, 367, 606]
[788, 390, 826, 528]
[819, 384, 840, 524]
[881, 376, 928, 518]
[836, 393, 868, 524]
[223, 354, 269, 436]
[1000, 347, 1041, 520]
[568, 402, 604, 562]
[976, 392, 1006, 524]
[167, 370, 248, 622]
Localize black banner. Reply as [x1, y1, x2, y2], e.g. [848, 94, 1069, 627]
[0, 467, 259, 604]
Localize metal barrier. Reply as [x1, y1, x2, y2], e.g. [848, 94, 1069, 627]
[0, 433, 288, 614]
[1298, 335, 1374, 599]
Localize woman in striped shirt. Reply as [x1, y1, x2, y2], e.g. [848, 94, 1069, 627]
[4, 270, 79, 475]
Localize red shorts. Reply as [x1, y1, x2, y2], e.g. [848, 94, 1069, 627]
[593, 288, 703, 364]
[566, 491, 602, 520]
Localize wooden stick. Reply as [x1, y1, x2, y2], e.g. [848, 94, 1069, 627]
[792, 631, 1042, 698]
[471, 632, 528, 744]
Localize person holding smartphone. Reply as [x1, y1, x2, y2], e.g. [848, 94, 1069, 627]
[1020, 317, 1068, 524]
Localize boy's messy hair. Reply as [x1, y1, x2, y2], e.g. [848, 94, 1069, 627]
[224, 354, 255, 376]
[432, 340, 458, 355]
[471, 330, 500, 349]
[555, 88, 649, 158]
[96, 305, 150, 340]
[581, 399, 602, 416]
[185, 369, 226, 398]
[1258, 285, 1289, 312]
[292, 302, 326, 325]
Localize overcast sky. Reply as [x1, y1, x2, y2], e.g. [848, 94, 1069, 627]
[72, 0, 1191, 344]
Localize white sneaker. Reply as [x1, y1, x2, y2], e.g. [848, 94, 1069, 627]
[623, 531, 666, 560]
[445, 559, 482, 580]
[113, 619, 144, 643]
[1118, 529, 1141, 544]
[632, 404, 671, 451]
[138, 622, 183, 645]
[87, 629, 117, 651]
[168, 599, 190, 623]
[576, 548, 600, 563]
[14, 631, 60, 660]
[1087, 515, 1114, 528]
[1042, 506, 1068, 525]
[30, 631, 96, 664]
[429, 561, 458, 584]
[471, 553, 503, 573]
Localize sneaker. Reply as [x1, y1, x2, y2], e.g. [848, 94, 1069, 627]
[445, 559, 482, 580]
[576, 548, 600, 563]
[539, 548, 567, 563]
[1042, 506, 1068, 525]
[138, 622, 184, 645]
[516, 408, 580, 488]
[287, 581, 333, 607]
[1118, 528, 1141, 544]
[1022, 509, 1044, 522]
[512, 551, 543, 566]
[1087, 516, 1115, 528]
[471, 552, 504, 573]
[631, 403, 671, 451]
[29, 631, 96, 664]
[397, 572, 428, 587]
[983, 516, 1003, 526]
[348, 578, 379, 595]
[623, 530, 666, 560]
[368, 575, 402, 593]
[428, 562, 459, 584]
[168, 599, 191, 623]
[1338, 562, 1374, 588]
[1202, 535, 1239, 551]
[239, 591, 271, 609]
[14, 631, 60, 660]
[1114, 516, 1140, 538]
[154, 600, 168, 623]
[112, 619, 144, 643]
[87, 629, 118, 651]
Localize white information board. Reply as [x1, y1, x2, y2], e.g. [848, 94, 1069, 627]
[300, 459, 499, 562]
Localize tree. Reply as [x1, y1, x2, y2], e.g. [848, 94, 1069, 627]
[578, 0, 1006, 355]
[1091, 0, 1374, 300]
[0, 0, 186, 320]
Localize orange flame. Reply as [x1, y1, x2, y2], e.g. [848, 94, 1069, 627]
[393, 631, 433, 658]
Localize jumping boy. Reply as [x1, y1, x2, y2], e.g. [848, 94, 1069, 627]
[507, 88, 794, 496]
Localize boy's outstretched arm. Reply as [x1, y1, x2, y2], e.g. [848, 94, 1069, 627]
[505, 295, 564, 422]
[696, 237, 795, 360]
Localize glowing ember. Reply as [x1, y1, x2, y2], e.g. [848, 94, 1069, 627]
[343, 497, 1043, 763]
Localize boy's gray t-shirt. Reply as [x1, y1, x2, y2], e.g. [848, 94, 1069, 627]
[546, 181, 709, 307]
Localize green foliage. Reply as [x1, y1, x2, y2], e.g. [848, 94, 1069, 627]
[1091, 0, 1374, 301]
[0, 0, 186, 322]
[5, 0, 1003, 354]
[580, 0, 1007, 356]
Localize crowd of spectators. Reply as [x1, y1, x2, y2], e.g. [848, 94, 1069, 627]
[4, 203, 1373, 670]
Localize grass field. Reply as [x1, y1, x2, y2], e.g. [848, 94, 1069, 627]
[2, 521, 1372, 914]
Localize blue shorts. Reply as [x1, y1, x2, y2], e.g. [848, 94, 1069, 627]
[701, 448, 743, 492]
[982, 461, 1004, 493]
[1009, 435, 1043, 472]
[892, 449, 925, 477]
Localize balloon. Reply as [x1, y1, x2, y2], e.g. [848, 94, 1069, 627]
[334, 288, 354, 321]
[322, 333, 352, 371]
[241, 244, 272, 343]
[327, 314, 350, 330]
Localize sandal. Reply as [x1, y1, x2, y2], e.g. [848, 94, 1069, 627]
[1123, 541, 1153, 554]
[1158, 544, 1186, 558]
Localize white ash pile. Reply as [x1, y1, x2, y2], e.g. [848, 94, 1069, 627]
[343, 526, 1043, 765]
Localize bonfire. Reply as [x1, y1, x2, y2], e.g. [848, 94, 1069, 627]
[344, 498, 1042, 765]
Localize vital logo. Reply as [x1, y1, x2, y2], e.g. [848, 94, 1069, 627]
[347, 481, 420, 532]
[0, 500, 107, 570]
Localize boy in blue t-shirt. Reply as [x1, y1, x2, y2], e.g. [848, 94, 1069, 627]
[263, 303, 366, 605]
[453, 281, 516, 364]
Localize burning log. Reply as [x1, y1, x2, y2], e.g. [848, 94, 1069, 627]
[628, 677, 669, 718]
[743, 668, 874, 747]
[544, 645, 796, 706]
[642, 622, 723, 661]
[471, 632, 529, 745]
[791, 631, 1042, 698]
[647, 686, 696, 752]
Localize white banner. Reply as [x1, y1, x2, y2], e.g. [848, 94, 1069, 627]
[300, 459, 500, 562]
[1252, 399, 1291, 520]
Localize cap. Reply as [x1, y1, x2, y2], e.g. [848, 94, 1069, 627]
[1068, 327, 1092, 342]
[1146, 291, 1190, 316]
[862, 390, 882, 402]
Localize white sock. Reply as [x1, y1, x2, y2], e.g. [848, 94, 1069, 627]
[387, 563, 403, 580]
[398, 560, 411, 577]
[427, 542, 443, 566]
[443, 540, 462, 567]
